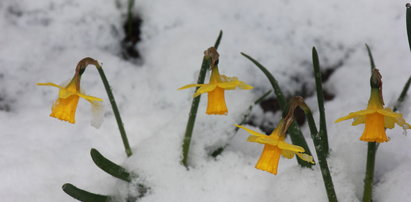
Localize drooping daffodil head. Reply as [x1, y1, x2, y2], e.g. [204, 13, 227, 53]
[179, 66, 253, 115]
[38, 75, 103, 126]
[235, 123, 314, 175]
[335, 69, 411, 143]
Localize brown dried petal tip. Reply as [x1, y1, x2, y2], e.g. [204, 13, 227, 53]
[370, 68, 384, 105]
[204, 47, 220, 67]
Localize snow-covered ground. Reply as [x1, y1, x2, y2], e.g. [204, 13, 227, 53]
[1, 0, 411, 201]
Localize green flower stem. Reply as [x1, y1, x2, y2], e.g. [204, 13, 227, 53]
[181, 31, 223, 167]
[394, 76, 411, 112]
[241, 52, 313, 168]
[312, 47, 329, 156]
[96, 65, 132, 157]
[181, 56, 212, 167]
[365, 44, 376, 70]
[362, 142, 377, 202]
[298, 99, 337, 202]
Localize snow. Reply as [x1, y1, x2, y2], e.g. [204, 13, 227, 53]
[1, 0, 411, 201]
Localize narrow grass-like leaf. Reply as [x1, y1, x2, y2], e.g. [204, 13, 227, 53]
[181, 31, 223, 167]
[62, 183, 110, 202]
[214, 30, 223, 49]
[394, 76, 411, 112]
[297, 98, 337, 202]
[90, 148, 131, 182]
[236, 90, 272, 131]
[241, 52, 312, 168]
[312, 47, 329, 156]
[406, 3, 411, 52]
[396, 4, 411, 112]
[365, 44, 376, 71]
[241, 53, 286, 108]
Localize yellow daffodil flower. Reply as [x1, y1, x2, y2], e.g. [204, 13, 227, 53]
[336, 88, 410, 143]
[38, 76, 102, 124]
[235, 123, 314, 175]
[179, 66, 253, 115]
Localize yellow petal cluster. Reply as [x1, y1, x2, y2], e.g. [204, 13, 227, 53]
[336, 89, 410, 143]
[179, 67, 253, 115]
[235, 124, 314, 175]
[38, 77, 102, 124]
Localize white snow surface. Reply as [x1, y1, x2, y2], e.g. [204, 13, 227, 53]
[1, 0, 411, 201]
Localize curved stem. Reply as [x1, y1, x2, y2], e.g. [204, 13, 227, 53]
[96, 66, 132, 157]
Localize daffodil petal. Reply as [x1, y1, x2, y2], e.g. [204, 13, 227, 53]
[178, 84, 203, 90]
[247, 136, 259, 143]
[375, 108, 411, 129]
[352, 116, 366, 126]
[235, 124, 266, 137]
[219, 75, 233, 82]
[37, 82, 65, 89]
[193, 84, 217, 97]
[281, 149, 295, 159]
[384, 116, 396, 129]
[335, 109, 375, 123]
[395, 117, 411, 129]
[277, 141, 305, 153]
[238, 82, 253, 90]
[78, 93, 103, 102]
[257, 136, 279, 146]
[89, 100, 104, 128]
[296, 153, 315, 164]
[218, 81, 239, 90]
[377, 108, 401, 118]
[218, 80, 253, 91]
[247, 136, 278, 146]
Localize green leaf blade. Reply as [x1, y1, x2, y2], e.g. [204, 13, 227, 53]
[62, 183, 110, 202]
[90, 148, 131, 182]
[312, 47, 329, 156]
